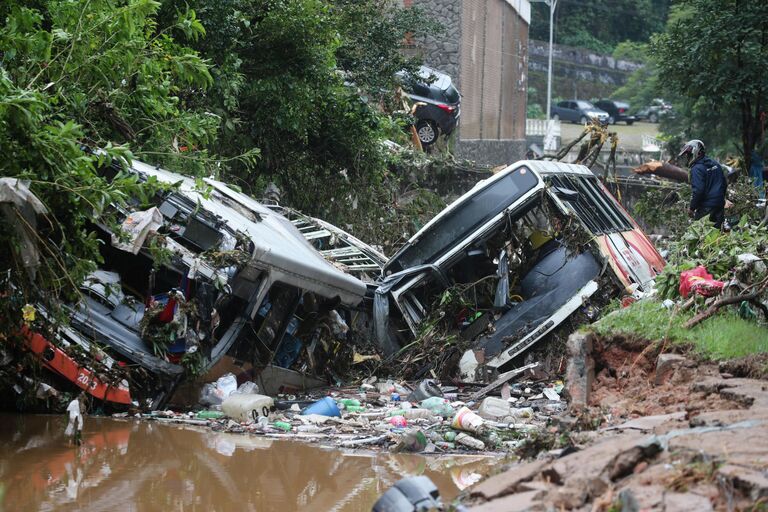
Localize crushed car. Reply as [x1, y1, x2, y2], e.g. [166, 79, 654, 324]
[373, 160, 664, 381]
[14, 159, 371, 409]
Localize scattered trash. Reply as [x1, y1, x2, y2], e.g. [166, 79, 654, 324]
[127, 372, 560, 455]
[221, 394, 274, 422]
[234, 381, 259, 395]
[392, 430, 428, 453]
[302, 396, 341, 417]
[407, 379, 443, 402]
[452, 407, 485, 434]
[389, 415, 408, 428]
[455, 432, 485, 450]
[477, 397, 511, 420]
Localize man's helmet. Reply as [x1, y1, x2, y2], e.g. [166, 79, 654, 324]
[678, 139, 706, 166]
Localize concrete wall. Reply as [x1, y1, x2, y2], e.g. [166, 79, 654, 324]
[410, 0, 531, 167]
[527, 40, 642, 105]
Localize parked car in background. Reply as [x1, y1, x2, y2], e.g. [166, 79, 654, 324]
[594, 100, 636, 125]
[635, 98, 674, 123]
[551, 100, 609, 124]
[398, 66, 461, 146]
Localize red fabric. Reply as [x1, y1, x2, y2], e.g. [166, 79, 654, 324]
[155, 298, 177, 323]
[679, 266, 724, 298]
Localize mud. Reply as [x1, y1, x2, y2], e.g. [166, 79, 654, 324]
[0, 414, 497, 511]
[464, 335, 768, 511]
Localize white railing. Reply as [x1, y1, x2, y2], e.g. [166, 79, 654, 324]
[526, 119, 561, 152]
[526, 118, 560, 136]
[641, 134, 664, 155]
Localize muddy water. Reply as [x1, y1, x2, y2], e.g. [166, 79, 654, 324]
[0, 414, 496, 511]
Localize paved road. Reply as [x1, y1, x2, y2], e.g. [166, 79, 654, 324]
[560, 120, 660, 151]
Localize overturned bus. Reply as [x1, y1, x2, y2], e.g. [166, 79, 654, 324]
[20, 159, 371, 408]
[374, 160, 664, 381]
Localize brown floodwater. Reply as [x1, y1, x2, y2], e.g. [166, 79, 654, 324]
[0, 414, 498, 511]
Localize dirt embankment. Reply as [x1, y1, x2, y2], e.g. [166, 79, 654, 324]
[464, 333, 768, 511]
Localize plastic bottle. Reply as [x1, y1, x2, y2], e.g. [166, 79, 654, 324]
[221, 394, 275, 422]
[401, 408, 438, 420]
[455, 432, 486, 450]
[273, 421, 292, 431]
[420, 397, 454, 418]
[196, 410, 226, 419]
[477, 397, 511, 419]
[345, 405, 365, 413]
[338, 398, 361, 407]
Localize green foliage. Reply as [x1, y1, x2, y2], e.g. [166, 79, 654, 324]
[530, 0, 670, 53]
[527, 102, 545, 120]
[331, 0, 440, 101]
[594, 299, 768, 359]
[0, 0, 226, 326]
[0, 70, 154, 321]
[0, 0, 225, 176]
[612, 41, 649, 63]
[667, 218, 768, 280]
[633, 184, 690, 236]
[169, 0, 439, 233]
[653, 0, 768, 170]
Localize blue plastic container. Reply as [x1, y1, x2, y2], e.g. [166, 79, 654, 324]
[301, 396, 341, 417]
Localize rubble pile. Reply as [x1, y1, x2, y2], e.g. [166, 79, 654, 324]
[121, 372, 568, 455]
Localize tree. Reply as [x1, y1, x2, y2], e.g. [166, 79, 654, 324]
[0, 0, 220, 316]
[162, 0, 437, 227]
[653, 0, 768, 170]
[530, 0, 670, 53]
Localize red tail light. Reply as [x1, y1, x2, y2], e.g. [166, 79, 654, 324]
[618, 108, 626, 113]
[437, 104, 455, 114]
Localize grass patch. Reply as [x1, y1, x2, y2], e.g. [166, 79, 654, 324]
[593, 299, 768, 360]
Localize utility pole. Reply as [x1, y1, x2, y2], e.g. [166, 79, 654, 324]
[531, 0, 558, 120]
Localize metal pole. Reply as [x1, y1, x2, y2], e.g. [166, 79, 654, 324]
[546, 0, 557, 120]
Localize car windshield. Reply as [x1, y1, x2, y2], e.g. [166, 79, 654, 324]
[577, 101, 595, 109]
[389, 167, 539, 270]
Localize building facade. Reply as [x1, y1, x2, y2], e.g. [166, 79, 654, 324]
[407, 0, 531, 166]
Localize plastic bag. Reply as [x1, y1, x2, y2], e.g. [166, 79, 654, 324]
[215, 373, 238, 399]
[234, 381, 259, 395]
[679, 266, 724, 298]
[199, 383, 222, 406]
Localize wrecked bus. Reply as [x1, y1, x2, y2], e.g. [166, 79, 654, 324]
[21, 159, 368, 408]
[374, 160, 664, 381]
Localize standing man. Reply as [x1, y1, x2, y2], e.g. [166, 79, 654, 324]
[65, 392, 85, 446]
[678, 139, 727, 228]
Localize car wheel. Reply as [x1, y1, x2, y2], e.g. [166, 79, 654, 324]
[579, 116, 588, 125]
[649, 113, 659, 123]
[608, 116, 616, 125]
[626, 121, 634, 126]
[552, 114, 560, 121]
[416, 120, 439, 146]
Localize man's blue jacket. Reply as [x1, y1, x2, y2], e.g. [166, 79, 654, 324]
[690, 156, 726, 211]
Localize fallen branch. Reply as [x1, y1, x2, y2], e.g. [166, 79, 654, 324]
[684, 280, 768, 328]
